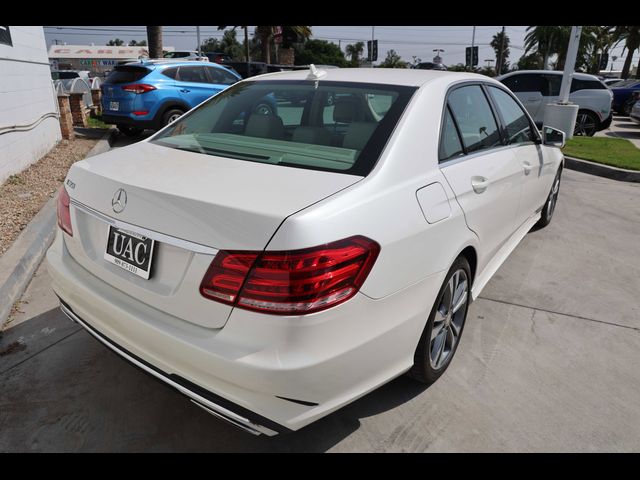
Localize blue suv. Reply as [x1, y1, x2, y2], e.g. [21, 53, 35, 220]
[101, 60, 241, 136]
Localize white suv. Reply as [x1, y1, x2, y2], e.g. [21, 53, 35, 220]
[497, 70, 613, 136]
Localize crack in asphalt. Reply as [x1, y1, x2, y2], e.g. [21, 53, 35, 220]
[0, 327, 82, 376]
[477, 296, 640, 333]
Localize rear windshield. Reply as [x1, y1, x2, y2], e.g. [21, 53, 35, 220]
[152, 80, 416, 176]
[105, 66, 150, 84]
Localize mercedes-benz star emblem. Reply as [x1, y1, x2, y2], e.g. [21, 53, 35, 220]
[112, 188, 127, 214]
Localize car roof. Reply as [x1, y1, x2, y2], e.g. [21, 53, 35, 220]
[122, 59, 230, 69]
[498, 70, 602, 81]
[245, 67, 493, 87]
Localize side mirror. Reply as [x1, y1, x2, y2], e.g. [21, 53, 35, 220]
[542, 126, 565, 149]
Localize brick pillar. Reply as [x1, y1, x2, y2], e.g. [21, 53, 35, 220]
[69, 93, 88, 127]
[57, 94, 75, 140]
[279, 47, 295, 66]
[91, 89, 102, 116]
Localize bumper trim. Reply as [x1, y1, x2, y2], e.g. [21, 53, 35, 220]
[58, 299, 288, 436]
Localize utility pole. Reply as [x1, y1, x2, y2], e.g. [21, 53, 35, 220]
[196, 26, 201, 57]
[497, 26, 505, 75]
[371, 26, 375, 67]
[470, 26, 476, 70]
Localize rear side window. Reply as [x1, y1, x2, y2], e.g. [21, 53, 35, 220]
[439, 107, 464, 161]
[545, 74, 562, 96]
[206, 66, 238, 85]
[105, 66, 150, 84]
[447, 85, 501, 154]
[571, 79, 606, 92]
[162, 67, 178, 79]
[487, 86, 535, 145]
[177, 66, 209, 83]
[501, 74, 544, 93]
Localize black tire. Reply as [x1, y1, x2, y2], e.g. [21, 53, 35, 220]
[253, 102, 275, 116]
[162, 108, 185, 127]
[535, 167, 562, 229]
[408, 256, 472, 385]
[117, 125, 144, 137]
[573, 110, 599, 136]
[623, 100, 634, 117]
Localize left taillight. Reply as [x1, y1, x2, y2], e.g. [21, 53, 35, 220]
[121, 84, 156, 94]
[56, 186, 73, 236]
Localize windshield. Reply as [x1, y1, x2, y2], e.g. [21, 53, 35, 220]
[152, 80, 416, 176]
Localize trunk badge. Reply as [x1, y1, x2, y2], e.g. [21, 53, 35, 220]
[112, 188, 127, 214]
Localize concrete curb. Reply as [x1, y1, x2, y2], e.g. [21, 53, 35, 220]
[564, 155, 640, 183]
[0, 128, 115, 328]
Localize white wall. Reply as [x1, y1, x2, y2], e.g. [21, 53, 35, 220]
[0, 26, 61, 183]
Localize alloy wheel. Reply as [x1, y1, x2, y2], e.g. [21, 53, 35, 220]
[429, 269, 469, 370]
[574, 113, 597, 136]
[546, 174, 561, 219]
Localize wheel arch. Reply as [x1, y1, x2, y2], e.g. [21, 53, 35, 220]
[153, 101, 190, 128]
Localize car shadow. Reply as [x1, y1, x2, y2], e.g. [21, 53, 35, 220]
[0, 308, 431, 452]
[110, 130, 154, 148]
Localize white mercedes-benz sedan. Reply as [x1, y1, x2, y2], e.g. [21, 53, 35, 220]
[47, 67, 564, 436]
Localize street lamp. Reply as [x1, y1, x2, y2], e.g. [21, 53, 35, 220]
[433, 48, 444, 64]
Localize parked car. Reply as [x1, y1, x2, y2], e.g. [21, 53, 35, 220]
[611, 79, 640, 116]
[51, 70, 91, 81]
[48, 68, 564, 435]
[414, 62, 447, 71]
[100, 60, 241, 136]
[497, 70, 613, 136]
[203, 51, 232, 64]
[163, 50, 208, 61]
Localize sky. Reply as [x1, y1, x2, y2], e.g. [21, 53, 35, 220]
[43, 26, 639, 72]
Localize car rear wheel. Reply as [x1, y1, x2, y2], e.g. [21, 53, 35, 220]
[117, 125, 144, 137]
[535, 167, 562, 229]
[408, 256, 471, 385]
[162, 108, 185, 127]
[573, 110, 599, 136]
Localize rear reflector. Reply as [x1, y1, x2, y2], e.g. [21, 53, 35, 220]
[132, 111, 149, 116]
[56, 186, 73, 236]
[200, 236, 380, 315]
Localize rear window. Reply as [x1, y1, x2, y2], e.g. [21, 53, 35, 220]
[152, 80, 416, 176]
[105, 66, 150, 84]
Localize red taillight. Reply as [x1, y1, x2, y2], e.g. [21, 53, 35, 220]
[132, 110, 149, 116]
[56, 186, 73, 236]
[121, 84, 156, 94]
[200, 236, 380, 315]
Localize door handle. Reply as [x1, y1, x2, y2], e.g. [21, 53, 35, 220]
[523, 161, 534, 175]
[179, 89, 191, 93]
[471, 176, 489, 194]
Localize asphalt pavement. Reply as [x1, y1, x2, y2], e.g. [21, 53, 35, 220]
[1, 163, 639, 452]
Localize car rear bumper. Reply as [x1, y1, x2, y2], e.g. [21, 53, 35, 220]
[102, 113, 158, 130]
[46, 230, 443, 433]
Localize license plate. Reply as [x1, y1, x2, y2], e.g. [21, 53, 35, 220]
[104, 226, 155, 279]
[109, 101, 119, 111]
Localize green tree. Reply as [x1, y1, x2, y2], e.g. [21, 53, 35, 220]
[128, 40, 147, 46]
[517, 52, 543, 70]
[524, 26, 566, 69]
[293, 39, 349, 67]
[201, 29, 244, 59]
[379, 49, 408, 68]
[200, 37, 221, 53]
[345, 42, 365, 65]
[491, 29, 510, 75]
[107, 38, 125, 46]
[611, 26, 640, 79]
[448, 63, 470, 72]
[585, 26, 614, 74]
[254, 26, 312, 63]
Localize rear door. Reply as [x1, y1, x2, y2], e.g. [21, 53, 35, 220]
[501, 73, 547, 124]
[176, 65, 218, 107]
[439, 84, 523, 265]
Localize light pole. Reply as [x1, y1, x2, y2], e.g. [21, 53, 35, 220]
[433, 48, 444, 64]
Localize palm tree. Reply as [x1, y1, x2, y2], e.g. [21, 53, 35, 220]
[254, 26, 311, 64]
[490, 29, 510, 75]
[146, 26, 163, 58]
[586, 26, 614, 74]
[610, 26, 640, 79]
[524, 26, 566, 69]
[345, 42, 365, 65]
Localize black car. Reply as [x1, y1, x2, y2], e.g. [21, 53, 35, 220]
[414, 62, 447, 71]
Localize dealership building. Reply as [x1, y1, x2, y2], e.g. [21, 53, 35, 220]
[47, 44, 175, 76]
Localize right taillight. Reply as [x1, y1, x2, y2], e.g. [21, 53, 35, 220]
[56, 186, 73, 236]
[200, 236, 380, 315]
